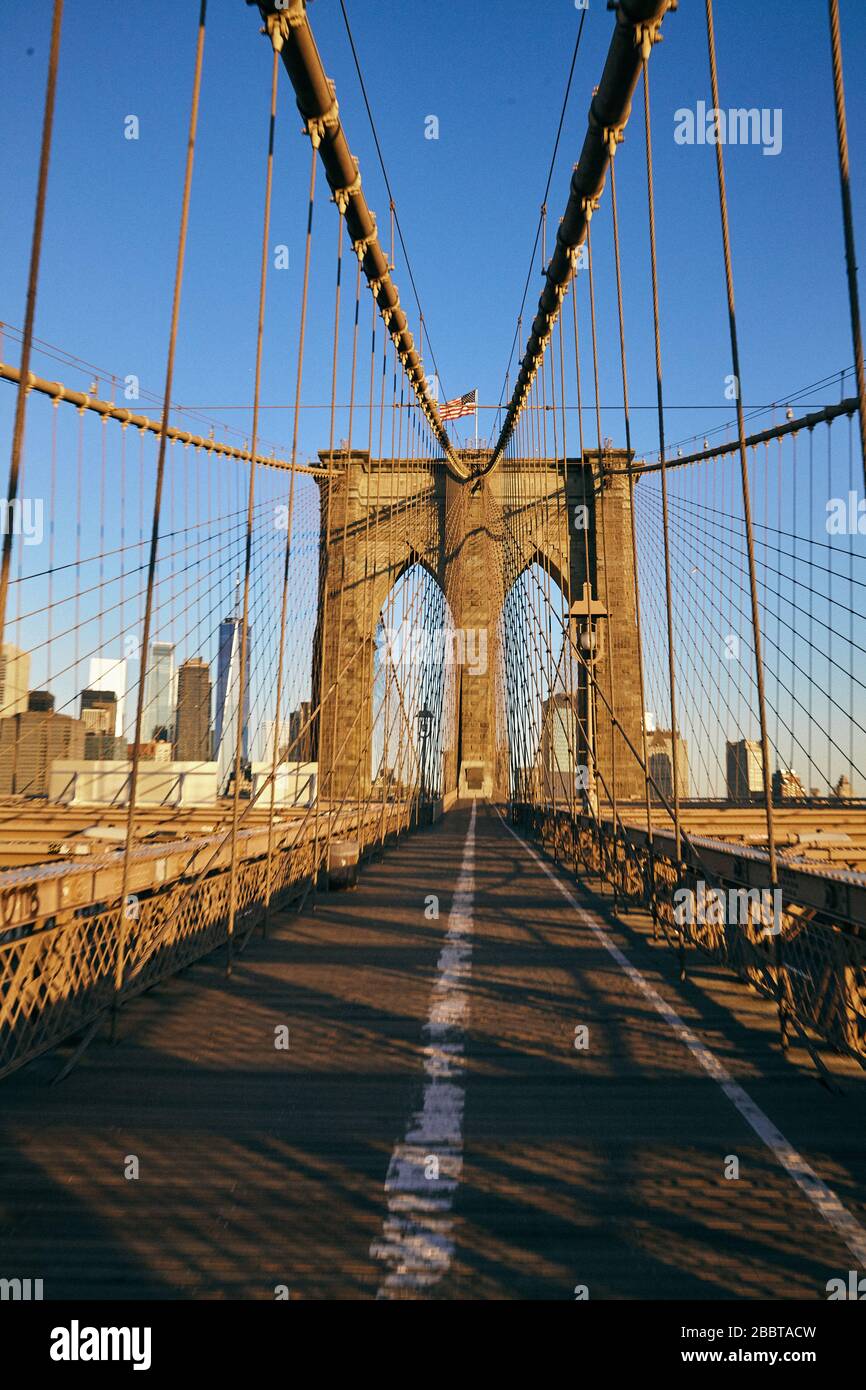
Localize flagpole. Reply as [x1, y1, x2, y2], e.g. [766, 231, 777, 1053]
[474, 389, 478, 451]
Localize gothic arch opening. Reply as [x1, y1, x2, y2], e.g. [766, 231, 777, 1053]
[372, 561, 458, 801]
[501, 561, 582, 804]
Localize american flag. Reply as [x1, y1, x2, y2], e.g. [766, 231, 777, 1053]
[439, 389, 477, 421]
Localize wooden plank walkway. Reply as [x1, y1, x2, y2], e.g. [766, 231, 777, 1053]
[2, 800, 865, 1300]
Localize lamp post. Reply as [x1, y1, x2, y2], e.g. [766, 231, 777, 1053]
[417, 706, 433, 823]
[568, 582, 606, 821]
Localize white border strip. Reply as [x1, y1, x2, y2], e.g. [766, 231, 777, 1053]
[494, 804, 866, 1269]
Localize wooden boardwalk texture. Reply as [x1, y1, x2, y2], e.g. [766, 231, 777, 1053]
[2, 802, 866, 1300]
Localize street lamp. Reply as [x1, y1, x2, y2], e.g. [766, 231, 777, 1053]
[578, 623, 599, 817]
[568, 582, 606, 819]
[417, 707, 433, 820]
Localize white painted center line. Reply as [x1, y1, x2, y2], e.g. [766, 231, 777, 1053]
[494, 804, 866, 1270]
[371, 800, 477, 1298]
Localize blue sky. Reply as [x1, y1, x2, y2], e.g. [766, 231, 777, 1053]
[2, 0, 865, 464]
[0, 1, 864, 791]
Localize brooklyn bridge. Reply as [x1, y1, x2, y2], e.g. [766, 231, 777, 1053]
[1, 0, 865, 1308]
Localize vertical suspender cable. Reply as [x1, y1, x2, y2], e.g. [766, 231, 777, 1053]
[114, 0, 208, 1029]
[226, 35, 280, 971]
[609, 149, 657, 925]
[704, 0, 783, 1033]
[827, 0, 866, 483]
[642, 58, 684, 878]
[704, 0, 779, 889]
[0, 0, 64, 653]
[312, 207, 345, 895]
[587, 220, 619, 896]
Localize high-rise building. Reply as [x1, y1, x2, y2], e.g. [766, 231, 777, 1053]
[174, 657, 211, 762]
[84, 731, 126, 760]
[287, 701, 314, 761]
[539, 693, 581, 802]
[80, 689, 126, 760]
[126, 739, 172, 764]
[726, 738, 764, 803]
[773, 767, 807, 803]
[647, 728, 690, 802]
[80, 688, 116, 735]
[0, 645, 30, 719]
[143, 641, 175, 741]
[88, 656, 127, 738]
[0, 695, 85, 796]
[214, 618, 252, 763]
[261, 718, 289, 765]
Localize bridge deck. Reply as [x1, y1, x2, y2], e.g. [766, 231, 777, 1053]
[2, 802, 865, 1300]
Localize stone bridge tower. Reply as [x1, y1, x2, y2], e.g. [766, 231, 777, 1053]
[312, 448, 646, 807]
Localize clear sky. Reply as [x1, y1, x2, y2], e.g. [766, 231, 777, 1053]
[0, 0, 864, 795]
[2, 0, 865, 463]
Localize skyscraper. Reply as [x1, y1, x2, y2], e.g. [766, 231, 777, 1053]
[539, 693, 580, 802]
[288, 701, 314, 761]
[174, 657, 211, 762]
[143, 641, 175, 741]
[80, 688, 125, 760]
[214, 618, 252, 764]
[648, 728, 690, 802]
[80, 688, 116, 734]
[0, 693, 85, 796]
[262, 718, 290, 765]
[0, 645, 30, 719]
[726, 739, 763, 803]
[88, 656, 127, 738]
